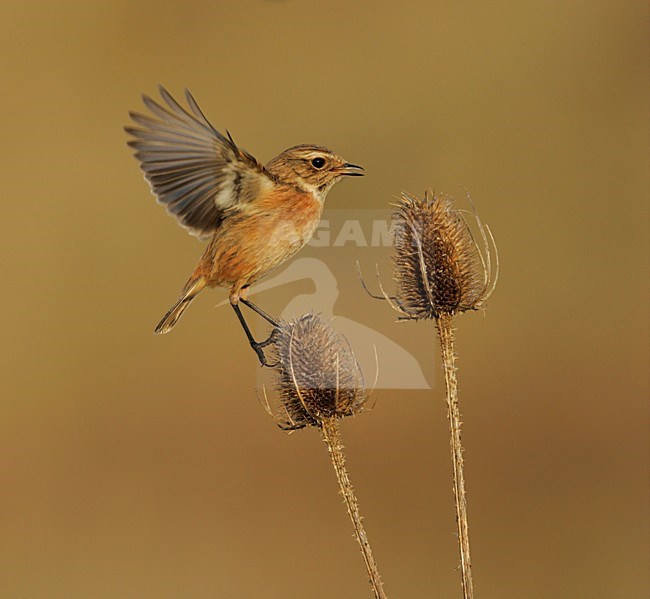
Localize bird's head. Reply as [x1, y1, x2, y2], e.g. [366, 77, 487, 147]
[266, 145, 364, 201]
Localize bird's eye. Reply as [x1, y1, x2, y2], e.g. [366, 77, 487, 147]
[311, 157, 326, 169]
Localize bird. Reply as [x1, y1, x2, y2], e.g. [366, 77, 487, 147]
[125, 86, 364, 365]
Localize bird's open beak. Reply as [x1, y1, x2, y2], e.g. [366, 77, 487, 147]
[339, 163, 365, 176]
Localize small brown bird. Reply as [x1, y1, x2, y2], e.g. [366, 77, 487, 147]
[125, 86, 363, 365]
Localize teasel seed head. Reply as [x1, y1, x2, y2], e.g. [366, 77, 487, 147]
[264, 314, 367, 430]
[383, 191, 498, 320]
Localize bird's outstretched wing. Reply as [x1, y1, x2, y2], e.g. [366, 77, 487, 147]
[125, 86, 274, 240]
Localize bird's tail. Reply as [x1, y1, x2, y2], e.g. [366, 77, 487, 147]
[154, 277, 207, 335]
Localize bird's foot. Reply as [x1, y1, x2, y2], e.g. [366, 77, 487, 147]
[251, 329, 279, 368]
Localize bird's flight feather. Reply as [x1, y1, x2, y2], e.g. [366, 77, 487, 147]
[125, 86, 274, 240]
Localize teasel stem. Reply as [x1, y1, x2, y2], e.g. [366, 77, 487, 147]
[436, 313, 474, 599]
[320, 417, 387, 599]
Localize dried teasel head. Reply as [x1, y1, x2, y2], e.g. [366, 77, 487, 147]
[263, 314, 367, 430]
[362, 191, 498, 320]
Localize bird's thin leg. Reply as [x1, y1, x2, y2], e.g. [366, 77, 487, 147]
[231, 303, 276, 367]
[240, 298, 280, 327]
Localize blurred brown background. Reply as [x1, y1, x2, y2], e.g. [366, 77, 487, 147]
[1, 1, 647, 597]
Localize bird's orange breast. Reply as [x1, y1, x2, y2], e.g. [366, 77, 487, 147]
[199, 186, 323, 292]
